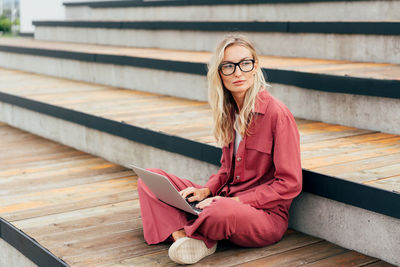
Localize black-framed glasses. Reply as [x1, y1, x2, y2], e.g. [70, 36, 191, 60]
[219, 59, 255, 76]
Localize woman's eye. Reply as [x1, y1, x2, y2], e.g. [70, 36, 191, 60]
[223, 64, 234, 69]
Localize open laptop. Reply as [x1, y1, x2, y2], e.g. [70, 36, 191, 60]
[130, 165, 202, 215]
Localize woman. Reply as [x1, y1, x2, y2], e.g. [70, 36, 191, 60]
[137, 35, 302, 264]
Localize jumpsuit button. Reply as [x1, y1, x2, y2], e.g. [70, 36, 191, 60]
[237, 157, 241, 162]
[236, 176, 240, 180]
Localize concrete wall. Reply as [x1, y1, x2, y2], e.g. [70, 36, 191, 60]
[0, 102, 399, 266]
[65, 1, 400, 22]
[34, 28, 400, 64]
[20, 0, 65, 33]
[1, 52, 399, 136]
[289, 192, 400, 266]
[0, 239, 37, 267]
[268, 84, 400, 136]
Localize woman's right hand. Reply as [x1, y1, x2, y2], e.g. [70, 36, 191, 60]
[179, 187, 211, 202]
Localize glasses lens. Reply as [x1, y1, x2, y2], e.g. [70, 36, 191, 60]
[221, 63, 235, 75]
[239, 60, 254, 72]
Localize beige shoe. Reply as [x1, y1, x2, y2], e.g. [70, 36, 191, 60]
[168, 237, 217, 264]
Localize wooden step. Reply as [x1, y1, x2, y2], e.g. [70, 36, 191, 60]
[0, 123, 394, 267]
[32, 20, 400, 64]
[0, 69, 400, 207]
[63, 0, 400, 22]
[1, 68, 399, 265]
[1, 38, 399, 135]
[0, 67, 398, 205]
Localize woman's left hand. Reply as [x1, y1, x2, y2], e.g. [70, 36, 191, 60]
[196, 196, 221, 209]
[196, 196, 240, 209]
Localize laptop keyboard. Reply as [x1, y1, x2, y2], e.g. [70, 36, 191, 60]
[185, 197, 203, 213]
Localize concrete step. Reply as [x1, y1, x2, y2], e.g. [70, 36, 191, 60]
[0, 38, 399, 135]
[32, 20, 400, 64]
[64, 0, 400, 22]
[0, 68, 399, 266]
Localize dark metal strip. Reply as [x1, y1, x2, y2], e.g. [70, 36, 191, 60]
[31, 21, 400, 35]
[63, 0, 379, 8]
[0, 92, 398, 219]
[0, 218, 69, 267]
[18, 32, 34, 38]
[0, 45, 399, 99]
[302, 170, 400, 219]
[265, 69, 400, 99]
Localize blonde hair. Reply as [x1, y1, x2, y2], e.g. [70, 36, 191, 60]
[207, 34, 267, 147]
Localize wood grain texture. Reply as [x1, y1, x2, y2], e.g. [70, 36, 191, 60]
[1, 67, 399, 193]
[0, 124, 393, 266]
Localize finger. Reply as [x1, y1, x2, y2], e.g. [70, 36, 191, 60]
[188, 192, 200, 202]
[196, 198, 211, 209]
[180, 187, 195, 198]
[190, 189, 207, 202]
[179, 187, 192, 196]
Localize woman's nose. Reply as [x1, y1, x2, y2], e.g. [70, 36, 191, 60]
[233, 66, 243, 76]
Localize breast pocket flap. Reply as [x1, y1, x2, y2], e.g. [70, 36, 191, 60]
[246, 138, 273, 154]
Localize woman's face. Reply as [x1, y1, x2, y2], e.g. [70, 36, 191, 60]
[219, 44, 257, 99]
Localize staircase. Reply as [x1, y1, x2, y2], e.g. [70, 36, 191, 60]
[1, 0, 399, 266]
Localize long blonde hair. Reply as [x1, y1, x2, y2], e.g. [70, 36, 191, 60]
[207, 34, 267, 147]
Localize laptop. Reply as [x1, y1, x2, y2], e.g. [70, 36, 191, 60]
[130, 165, 202, 215]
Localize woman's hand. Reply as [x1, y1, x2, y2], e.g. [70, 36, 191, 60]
[196, 196, 241, 209]
[179, 187, 210, 202]
[196, 196, 220, 209]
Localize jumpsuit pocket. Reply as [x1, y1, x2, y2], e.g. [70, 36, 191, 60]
[244, 138, 274, 177]
[245, 138, 273, 154]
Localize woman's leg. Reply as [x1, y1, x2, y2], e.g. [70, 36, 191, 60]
[184, 197, 287, 248]
[137, 168, 204, 245]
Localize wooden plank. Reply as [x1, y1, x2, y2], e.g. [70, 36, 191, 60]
[365, 175, 400, 193]
[301, 250, 379, 266]
[0, 164, 128, 195]
[16, 207, 140, 238]
[302, 137, 400, 170]
[1, 150, 86, 168]
[312, 153, 400, 177]
[300, 129, 374, 144]
[232, 241, 347, 267]
[363, 260, 397, 267]
[0, 177, 138, 221]
[0, 170, 133, 199]
[11, 200, 139, 230]
[0, 157, 115, 179]
[300, 132, 397, 151]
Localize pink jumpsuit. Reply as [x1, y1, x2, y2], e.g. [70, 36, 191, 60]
[137, 90, 302, 249]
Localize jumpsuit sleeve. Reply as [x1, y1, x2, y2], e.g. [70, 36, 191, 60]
[205, 151, 229, 196]
[238, 112, 302, 210]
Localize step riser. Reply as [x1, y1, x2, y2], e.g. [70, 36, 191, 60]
[0, 239, 37, 267]
[34, 27, 400, 64]
[65, 1, 400, 21]
[2, 52, 400, 136]
[290, 192, 400, 266]
[1, 103, 398, 266]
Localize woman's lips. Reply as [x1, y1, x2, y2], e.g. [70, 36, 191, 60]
[233, 80, 245, 85]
